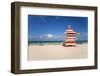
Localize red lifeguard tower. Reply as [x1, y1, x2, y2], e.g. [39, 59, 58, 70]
[63, 25, 77, 47]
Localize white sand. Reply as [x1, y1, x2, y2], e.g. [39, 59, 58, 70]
[28, 44, 88, 61]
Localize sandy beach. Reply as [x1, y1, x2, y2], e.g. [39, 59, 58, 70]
[28, 43, 88, 61]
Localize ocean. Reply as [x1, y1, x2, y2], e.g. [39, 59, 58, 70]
[28, 41, 88, 46]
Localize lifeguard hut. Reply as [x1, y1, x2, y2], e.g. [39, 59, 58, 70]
[63, 25, 79, 47]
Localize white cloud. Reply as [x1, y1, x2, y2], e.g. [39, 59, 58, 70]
[46, 34, 54, 38]
[29, 34, 65, 41]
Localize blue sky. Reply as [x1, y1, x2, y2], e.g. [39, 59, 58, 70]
[28, 15, 88, 41]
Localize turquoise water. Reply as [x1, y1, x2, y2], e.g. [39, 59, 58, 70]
[28, 41, 88, 45]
